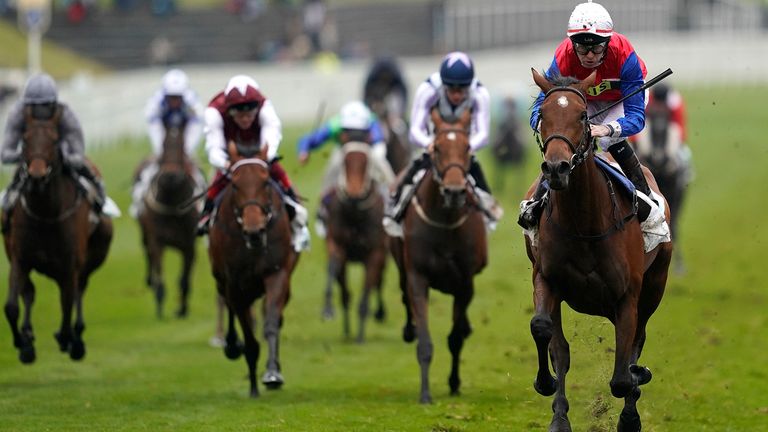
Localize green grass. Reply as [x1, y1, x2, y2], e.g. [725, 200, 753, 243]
[0, 85, 767, 431]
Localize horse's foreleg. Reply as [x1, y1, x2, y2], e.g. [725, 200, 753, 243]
[69, 282, 86, 361]
[335, 258, 351, 340]
[398, 261, 414, 343]
[407, 270, 433, 404]
[548, 302, 572, 432]
[235, 304, 260, 398]
[223, 300, 242, 360]
[5, 263, 36, 363]
[447, 283, 473, 396]
[176, 246, 195, 318]
[357, 250, 385, 343]
[322, 244, 341, 320]
[148, 244, 165, 320]
[262, 271, 288, 390]
[54, 271, 77, 358]
[530, 271, 559, 397]
[610, 292, 640, 399]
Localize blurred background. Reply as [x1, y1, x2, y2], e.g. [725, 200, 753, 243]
[1, 0, 767, 141]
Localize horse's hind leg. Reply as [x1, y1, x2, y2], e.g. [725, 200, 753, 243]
[53, 271, 77, 357]
[322, 246, 341, 320]
[447, 284, 473, 396]
[149, 244, 166, 320]
[5, 265, 36, 363]
[548, 302, 572, 432]
[357, 250, 386, 343]
[335, 259, 352, 340]
[68, 283, 87, 361]
[176, 245, 195, 318]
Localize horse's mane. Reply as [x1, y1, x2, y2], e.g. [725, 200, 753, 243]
[546, 72, 580, 87]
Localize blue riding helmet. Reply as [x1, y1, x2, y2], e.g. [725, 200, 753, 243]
[439, 52, 474, 87]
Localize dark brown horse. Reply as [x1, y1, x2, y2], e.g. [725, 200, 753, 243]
[369, 98, 410, 174]
[135, 120, 201, 318]
[321, 142, 387, 343]
[2, 107, 113, 363]
[390, 109, 487, 403]
[207, 142, 299, 397]
[525, 69, 672, 432]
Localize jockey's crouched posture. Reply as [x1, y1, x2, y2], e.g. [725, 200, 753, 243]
[1, 73, 120, 233]
[196, 74, 310, 252]
[297, 100, 395, 238]
[519, 1, 669, 251]
[383, 51, 503, 237]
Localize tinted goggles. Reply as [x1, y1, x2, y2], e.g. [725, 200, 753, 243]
[228, 102, 260, 115]
[573, 42, 607, 55]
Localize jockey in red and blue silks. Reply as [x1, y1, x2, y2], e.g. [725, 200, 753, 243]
[520, 1, 670, 250]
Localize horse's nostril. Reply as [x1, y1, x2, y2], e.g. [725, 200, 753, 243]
[558, 161, 571, 175]
[541, 162, 551, 175]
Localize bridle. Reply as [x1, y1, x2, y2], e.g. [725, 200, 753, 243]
[431, 126, 471, 187]
[228, 158, 278, 229]
[535, 86, 594, 173]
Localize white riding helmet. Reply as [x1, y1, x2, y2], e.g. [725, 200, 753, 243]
[162, 69, 189, 96]
[339, 101, 372, 130]
[567, 1, 613, 45]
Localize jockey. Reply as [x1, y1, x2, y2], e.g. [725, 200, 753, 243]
[131, 69, 206, 217]
[519, 1, 668, 242]
[297, 100, 396, 238]
[196, 75, 309, 251]
[363, 56, 409, 134]
[383, 51, 502, 237]
[1, 73, 117, 232]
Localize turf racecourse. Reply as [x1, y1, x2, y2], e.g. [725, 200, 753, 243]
[1, 85, 766, 431]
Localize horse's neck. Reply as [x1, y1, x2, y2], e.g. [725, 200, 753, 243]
[418, 173, 464, 216]
[24, 169, 78, 214]
[550, 156, 612, 230]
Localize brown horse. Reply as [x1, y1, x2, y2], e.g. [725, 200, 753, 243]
[321, 142, 388, 343]
[525, 69, 672, 432]
[369, 98, 410, 174]
[390, 108, 487, 403]
[207, 142, 299, 397]
[2, 106, 113, 363]
[135, 120, 201, 319]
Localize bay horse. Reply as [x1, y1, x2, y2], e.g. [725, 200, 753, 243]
[135, 119, 202, 319]
[390, 108, 487, 403]
[633, 97, 690, 274]
[525, 69, 672, 432]
[321, 141, 387, 343]
[207, 142, 299, 397]
[3, 106, 113, 363]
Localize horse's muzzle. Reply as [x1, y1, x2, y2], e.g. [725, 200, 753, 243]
[242, 228, 267, 250]
[541, 160, 571, 190]
[440, 185, 467, 208]
[26, 159, 52, 181]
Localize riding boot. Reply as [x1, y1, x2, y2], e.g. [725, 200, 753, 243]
[75, 165, 105, 214]
[609, 140, 654, 221]
[469, 157, 503, 222]
[517, 179, 548, 230]
[196, 198, 214, 236]
[388, 152, 430, 222]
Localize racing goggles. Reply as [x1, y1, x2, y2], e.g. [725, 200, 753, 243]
[573, 42, 607, 56]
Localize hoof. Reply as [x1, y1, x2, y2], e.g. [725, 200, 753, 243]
[175, 307, 188, 319]
[374, 307, 386, 322]
[322, 306, 335, 321]
[249, 387, 260, 398]
[610, 379, 633, 399]
[630, 364, 652, 386]
[224, 341, 243, 360]
[19, 345, 36, 364]
[402, 324, 415, 343]
[534, 375, 557, 396]
[262, 370, 284, 390]
[69, 340, 86, 361]
[54, 331, 69, 352]
[419, 394, 433, 404]
[617, 410, 642, 432]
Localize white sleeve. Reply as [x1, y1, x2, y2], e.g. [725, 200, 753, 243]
[184, 102, 204, 156]
[204, 107, 228, 170]
[258, 100, 282, 161]
[409, 81, 437, 149]
[144, 96, 164, 155]
[469, 86, 491, 151]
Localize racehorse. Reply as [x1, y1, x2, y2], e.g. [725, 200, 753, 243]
[2, 106, 113, 363]
[321, 142, 387, 343]
[369, 97, 410, 174]
[525, 69, 672, 432]
[633, 98, 690, 273]
[135, 119, 201, 319]
[390, 108, 487, 403]
[207, 141, 299, 397]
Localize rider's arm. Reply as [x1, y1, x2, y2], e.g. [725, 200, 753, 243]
[204, 107, 228, 170]
[409, 80, 438, 148]
[258, 99, 282, 161]
[297, 119, 336, 156]
[369, 119, 386, 146]
[614, 52, 646, 138]
[58, 105, 86, 168]
[1, 102, 24, 165]
[469, 85, 491, 151]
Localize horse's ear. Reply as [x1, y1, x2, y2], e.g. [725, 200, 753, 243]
[578, 70, 598, 94]
[532, 68, 553, 93]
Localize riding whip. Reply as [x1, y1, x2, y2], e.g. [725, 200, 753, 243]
[588, 68, 673, 121]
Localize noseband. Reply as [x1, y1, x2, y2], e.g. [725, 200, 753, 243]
[535, 86, 593, 172]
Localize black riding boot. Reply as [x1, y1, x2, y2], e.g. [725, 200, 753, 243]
[609, 140, 654, 221]
[389, 153, 430, 222]
[196, 198, 214, 236]
[517, 179, 548, 229]
[75, 165, 105, 214]
[469, 156, 491, 194]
